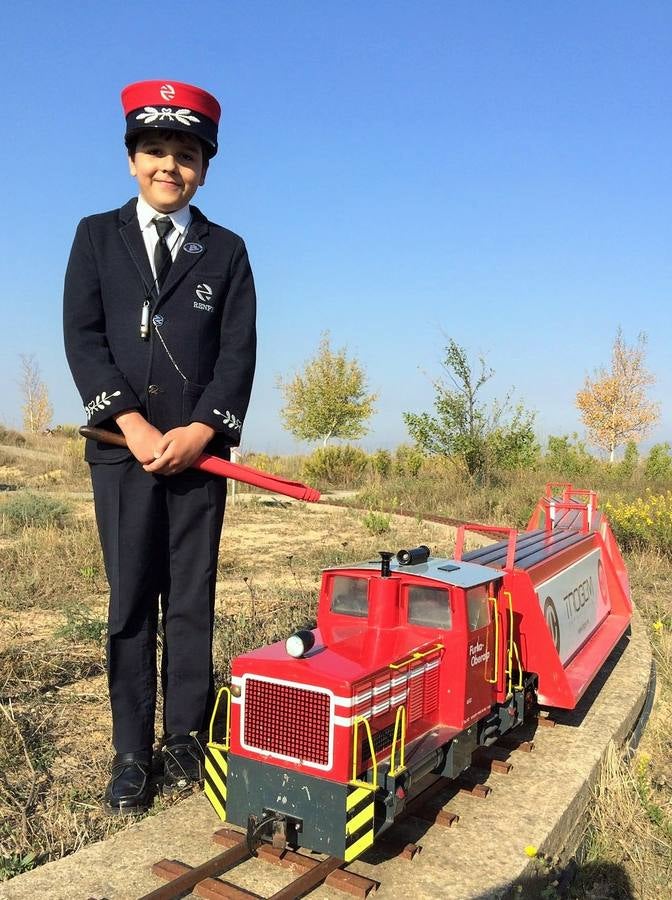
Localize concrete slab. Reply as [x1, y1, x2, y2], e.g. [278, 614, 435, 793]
[1, 608, 652, 900]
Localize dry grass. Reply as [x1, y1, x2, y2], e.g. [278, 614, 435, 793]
[0, 444, 670, 894]
[0, 492, 461, 879]
[572, 550, 672, 900]
[0, 433, 89, 491]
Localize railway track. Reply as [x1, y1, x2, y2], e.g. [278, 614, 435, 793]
[124, 727, 543, 900]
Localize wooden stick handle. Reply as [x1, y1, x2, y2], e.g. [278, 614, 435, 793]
[79, 426, 128, 448]
[78, 426, 321, 502]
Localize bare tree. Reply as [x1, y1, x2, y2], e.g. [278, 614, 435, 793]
[19, 354, 53, 433]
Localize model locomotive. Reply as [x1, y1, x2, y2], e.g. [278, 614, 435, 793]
[204, 484, 632, 862]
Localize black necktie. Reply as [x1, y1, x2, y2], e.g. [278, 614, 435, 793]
[153, 217, 174, 290]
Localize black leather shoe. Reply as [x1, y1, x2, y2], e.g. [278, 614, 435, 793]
[163, 734, 204, 795]
[103, 751, 152, 816]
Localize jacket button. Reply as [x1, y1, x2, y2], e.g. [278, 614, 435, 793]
[148, 384, 160, 395]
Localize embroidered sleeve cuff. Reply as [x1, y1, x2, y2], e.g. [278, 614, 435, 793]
[84, 388, 140, 426]
[191, 405, 243, 439]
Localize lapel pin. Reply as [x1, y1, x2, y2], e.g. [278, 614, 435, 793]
[184, 242, 204, 254]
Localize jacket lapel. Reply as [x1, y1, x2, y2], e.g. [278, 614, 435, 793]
[156, 208, 210, 308]
[118, 199, 155, 297]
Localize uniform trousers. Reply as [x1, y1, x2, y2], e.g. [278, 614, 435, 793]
[90, 459, 227, 754]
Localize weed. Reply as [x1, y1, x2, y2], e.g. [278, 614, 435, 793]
[362, 510, 391, 535]
[0, 852, 37, 879]
[1, 492, 70, 532]
[55, 606, 107, 644]
[0, 517, 105, 610]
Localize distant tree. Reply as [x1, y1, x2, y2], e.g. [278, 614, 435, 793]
[278, 333, 377, 446]
[403, 339, 537, 480]
[644, 443, 672, 481]
[576, 329, 660, 462]
[19, 354, 53, 433]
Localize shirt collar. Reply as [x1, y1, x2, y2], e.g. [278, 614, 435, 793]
[136, 195, 192, 234]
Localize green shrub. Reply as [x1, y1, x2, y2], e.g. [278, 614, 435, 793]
[362, 510, 391, 535]
[394, 445, 424, 477]
[1, 492, 70, 531]
[302, 446, 369, 487]
[618, 441, 639, 478]
[544, 434, 596, 479]
[370, 449, 392, 477]
[0, 425, 26, 447]
[644, 444, 672, 481]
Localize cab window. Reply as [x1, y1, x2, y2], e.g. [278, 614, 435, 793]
[330, 576, 369, 617]
[467, 584, 491, 631]
[407, 585, 452, 629]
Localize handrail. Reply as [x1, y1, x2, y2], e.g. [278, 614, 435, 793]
[485, 596, 500, 685]
[454, 522, 518, 569]
[208, 686, 231, 750]
[351, 716, 378, 789]
[389, 705, 407, 776]
[389, 643, 444, 670]
[504, 591, 524, 694]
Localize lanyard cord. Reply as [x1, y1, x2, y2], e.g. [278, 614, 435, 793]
[153, 322, 188, 382]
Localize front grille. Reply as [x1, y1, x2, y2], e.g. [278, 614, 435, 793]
[243, 678, 331, 767]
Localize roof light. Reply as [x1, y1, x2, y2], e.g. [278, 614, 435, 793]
[397, 545, 430, 566]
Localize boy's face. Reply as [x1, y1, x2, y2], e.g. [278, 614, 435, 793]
[129, 131, 207, 212]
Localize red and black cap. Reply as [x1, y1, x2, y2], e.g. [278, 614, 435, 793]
[121, 80, 221, 157]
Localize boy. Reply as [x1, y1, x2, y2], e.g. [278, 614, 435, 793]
[63, 80, 256, 814]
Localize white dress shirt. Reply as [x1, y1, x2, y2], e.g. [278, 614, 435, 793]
[136, 194, 192, 280]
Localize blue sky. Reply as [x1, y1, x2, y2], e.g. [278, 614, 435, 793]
[1, 1, 669, 454]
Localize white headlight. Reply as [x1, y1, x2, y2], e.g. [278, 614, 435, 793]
[285, 630, 315, 658]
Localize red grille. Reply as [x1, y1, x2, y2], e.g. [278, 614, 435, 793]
[423, 663, 440, 714]
[408, 673, 424, 723]
[243, 678, 331, 766]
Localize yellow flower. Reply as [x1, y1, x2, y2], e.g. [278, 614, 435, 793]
[652, 620, 664, 633]
[524, 846, 538, 858]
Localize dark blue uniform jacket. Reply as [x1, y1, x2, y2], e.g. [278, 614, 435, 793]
[63, 198, 257, 463]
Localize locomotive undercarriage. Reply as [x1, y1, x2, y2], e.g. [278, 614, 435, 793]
[226, 677, 537, 859]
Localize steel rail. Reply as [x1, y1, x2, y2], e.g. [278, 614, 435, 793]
[138, 840, 251, 900]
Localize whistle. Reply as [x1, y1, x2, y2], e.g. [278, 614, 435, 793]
[140, 299, 150, 340]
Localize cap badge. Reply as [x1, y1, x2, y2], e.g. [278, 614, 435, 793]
[159, 83, 176, 101]
[183, 242, 204, 254]
[136, 107, 200, 126]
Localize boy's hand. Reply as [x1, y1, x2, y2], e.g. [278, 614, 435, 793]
[114, 411, 164, 465]
[143, 423, 216, 475]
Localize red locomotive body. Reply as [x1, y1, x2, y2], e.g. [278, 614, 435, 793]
[205, 485, 632, 862]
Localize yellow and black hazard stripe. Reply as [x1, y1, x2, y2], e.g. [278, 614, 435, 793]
[344, 783, 376, 862]
[204, 744, 227, 821]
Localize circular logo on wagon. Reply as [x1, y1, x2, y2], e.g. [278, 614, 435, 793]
[159, 83, 176, 101]
[544, 596, 561, 653]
